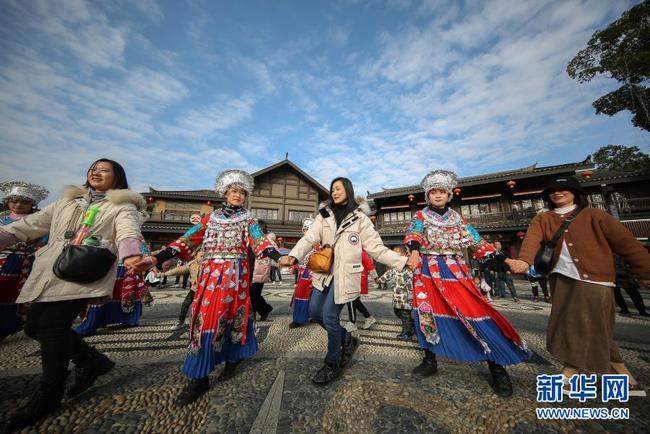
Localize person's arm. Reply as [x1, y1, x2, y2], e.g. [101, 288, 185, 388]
[360, 215, 408, 270]
[508, 213, 546, 274]
[600, 212, 650, 281]
[285, 216, 323, 265]
[114, 205, 144, 262]
[164, 262, 192, 277]
[247, 219, 281, 261]
[0, 201, 57, 249]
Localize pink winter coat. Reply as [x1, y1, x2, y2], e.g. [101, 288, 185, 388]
[252, 256, 272, 284]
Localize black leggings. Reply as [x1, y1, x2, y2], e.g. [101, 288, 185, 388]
[250, 282, 273, 316]
[353, 298, 371, 319]
[24, 299, 91, 387]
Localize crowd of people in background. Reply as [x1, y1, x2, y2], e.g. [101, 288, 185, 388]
[1, 160, 649, 432]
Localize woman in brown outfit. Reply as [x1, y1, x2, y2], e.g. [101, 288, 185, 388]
[508, 176, 650, 396]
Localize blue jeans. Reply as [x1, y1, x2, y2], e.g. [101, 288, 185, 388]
[496, 271, 518, 299]
[309, 283, 348, 364]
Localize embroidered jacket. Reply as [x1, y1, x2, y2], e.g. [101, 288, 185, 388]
[404, 207, 494, 258]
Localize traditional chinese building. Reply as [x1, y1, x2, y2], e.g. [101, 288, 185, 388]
[368, 159, 650, 256]
[141, 159, 329, 250]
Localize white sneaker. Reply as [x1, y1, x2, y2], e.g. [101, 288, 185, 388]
[170, 322, 183, 330]
[360, 316, 376, 330]
[342, 321, 357, 332]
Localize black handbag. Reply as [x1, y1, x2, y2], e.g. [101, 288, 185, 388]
[52, 207, 116, 283]
[53, 244, 116, 283]
[534, 207, 582, 275]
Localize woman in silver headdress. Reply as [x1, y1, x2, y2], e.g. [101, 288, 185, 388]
[404, 170, 530, 397]
[132, 169, 285, 406]
[0, 181, 49, 340]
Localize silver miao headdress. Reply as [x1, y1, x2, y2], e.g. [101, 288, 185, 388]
[214, 169, 255, 196]
[420, 170, 458, 202]
[302, 217, 315, 231]
[0, 181, 49, 204]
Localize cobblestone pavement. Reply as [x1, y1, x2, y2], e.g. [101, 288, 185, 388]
[1, 281, 649, 433]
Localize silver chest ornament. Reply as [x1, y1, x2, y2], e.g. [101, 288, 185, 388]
[202, 210, 251, 254]
[422, 209, 472, 251]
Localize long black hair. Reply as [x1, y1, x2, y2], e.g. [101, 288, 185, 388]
[329, 177, 357, 225]
[84, 158, 129, 190]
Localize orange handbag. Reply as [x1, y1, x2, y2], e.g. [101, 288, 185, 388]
[308, 244, 334, 274]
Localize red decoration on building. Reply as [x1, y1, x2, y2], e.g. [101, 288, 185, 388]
[453, 187, 461, 196]
[408, 194, 415, 201]
[506, 180, 517, 189]
[516, 231, 525, 239]
[579, 170, 593, 179]
[147, 196, 154, 203]
[207, 200, 212, 206]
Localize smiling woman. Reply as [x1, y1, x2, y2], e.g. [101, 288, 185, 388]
[0, 159, 146, 431]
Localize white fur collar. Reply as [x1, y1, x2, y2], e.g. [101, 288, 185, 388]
[62, 185, 147, 211]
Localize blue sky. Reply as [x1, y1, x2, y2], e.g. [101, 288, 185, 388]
[1, 0, 648, 204]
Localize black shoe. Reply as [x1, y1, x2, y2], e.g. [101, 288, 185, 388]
[488, 362, 513, 398]
[289, 322, 302, 329]
[5, 383, 64, 432]
[259, 306, 273, 321]
[67, 347, 115, 399]
[340, 336, 360, 367]
[312, 361, 342, 385]
[412, 351, 438, 377]
[216, 361, 240, 382]
[175, 377, 209, 406]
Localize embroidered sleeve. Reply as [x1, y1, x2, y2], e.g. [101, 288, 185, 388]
[167, 215, 208, 262]
[404, 211, 425, 250]
[377, 269, 394, 287]
[465, 223, 495, 259]
[247, 218, 276, 257]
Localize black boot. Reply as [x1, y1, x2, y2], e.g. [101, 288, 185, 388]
[175, 377, 209, 406]
[216, 361, 240, 382]
[340, 335, 360, 367]
[67, 346, 115, 399]
[412, 350, 438, 377]
[487, 361, 513, 397]
[5, 382, 64, 432]
[312, 360, 342, 385]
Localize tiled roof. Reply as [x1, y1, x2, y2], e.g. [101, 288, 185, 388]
[368, 160, 594, 199]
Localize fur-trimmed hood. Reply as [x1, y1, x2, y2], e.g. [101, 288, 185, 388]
[318, 196, 372, 217]
[62, 185, 147, 211]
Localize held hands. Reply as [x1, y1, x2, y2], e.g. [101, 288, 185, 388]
[278, 256, 296, 268]
[130, 255, 158, 274]
[123, 255, 144, 273]
[505, 258, 529, 274]
[406, 251, 421, 271]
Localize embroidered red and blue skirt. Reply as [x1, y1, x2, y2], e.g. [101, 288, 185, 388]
[292, 266, 313, 325]
[182, 257, 258, 379]
[412, 254, 530, 366]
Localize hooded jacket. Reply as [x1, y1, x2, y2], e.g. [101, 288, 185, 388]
[289, 197, 407, 304]
[0, 185, 145, 303]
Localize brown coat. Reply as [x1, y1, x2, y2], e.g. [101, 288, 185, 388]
[518, 207, 650, 282]
[164, 259, 200, 291]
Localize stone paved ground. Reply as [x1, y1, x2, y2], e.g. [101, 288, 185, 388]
[1, 280, 649, 433]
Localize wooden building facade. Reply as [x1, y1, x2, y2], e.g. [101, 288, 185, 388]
[368, 160, 650, 257]
[140, 159, 329, 250]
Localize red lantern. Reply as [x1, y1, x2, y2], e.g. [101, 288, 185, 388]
[516, 231, 525, 239]
[580, 170, 593, 179]
[453, 187, 461, 196]
[147, 196, 154, 203]
[507, 180, 517, 189]
[207, 200, 212, 206]
[408, 194, 415, 201]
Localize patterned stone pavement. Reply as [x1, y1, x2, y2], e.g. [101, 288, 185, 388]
[1, 282, 649, 433]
